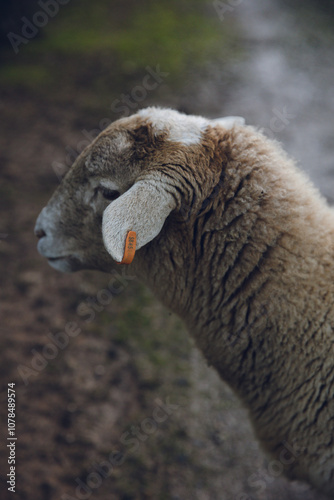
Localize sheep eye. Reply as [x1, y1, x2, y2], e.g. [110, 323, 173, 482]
[98, 186, 120, 201]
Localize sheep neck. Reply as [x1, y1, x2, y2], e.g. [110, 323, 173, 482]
[131, 131, 334, 460]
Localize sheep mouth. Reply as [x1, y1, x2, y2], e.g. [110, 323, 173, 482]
[46, 255, 75, 265]
[45, 252, 78, 262]
[47, 255, 79, 265]
[47, 256, 69, 262]
[46, 255, 83, 273]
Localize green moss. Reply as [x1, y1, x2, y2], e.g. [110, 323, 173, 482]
[0, 63, 51, 88]
[109, 4, 225, 76]
[26, 0, 225, 65]
[0, 0, 240, 99]
[109, 283, 191, 384]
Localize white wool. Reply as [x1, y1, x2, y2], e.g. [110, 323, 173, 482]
[138, 107, 245, 145]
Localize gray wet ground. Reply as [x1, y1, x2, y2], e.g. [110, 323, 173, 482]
[190, 0, 334, 202]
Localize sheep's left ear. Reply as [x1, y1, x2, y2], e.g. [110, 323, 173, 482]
[102, 178, 178, 263]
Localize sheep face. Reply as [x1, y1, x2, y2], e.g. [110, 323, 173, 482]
[35, 107, 244, 272]
[34, 128, 134, 273]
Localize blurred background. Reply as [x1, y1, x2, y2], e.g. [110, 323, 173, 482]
[0, 0, 334, 499]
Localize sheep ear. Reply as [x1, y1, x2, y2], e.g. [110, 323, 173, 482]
[102, 179, 177, 263]
[212, 116, 245, 128]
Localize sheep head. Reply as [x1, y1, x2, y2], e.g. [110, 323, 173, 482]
[35, 107, 244, 273]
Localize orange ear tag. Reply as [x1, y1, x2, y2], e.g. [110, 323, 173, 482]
[119, 230, 137, 264]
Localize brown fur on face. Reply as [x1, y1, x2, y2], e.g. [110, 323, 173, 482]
[35, 108, 334, 496]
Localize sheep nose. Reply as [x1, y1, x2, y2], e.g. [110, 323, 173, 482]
[34, 227, 46, 239]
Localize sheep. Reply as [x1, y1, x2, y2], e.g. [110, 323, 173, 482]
[35, 106, 334, 497]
